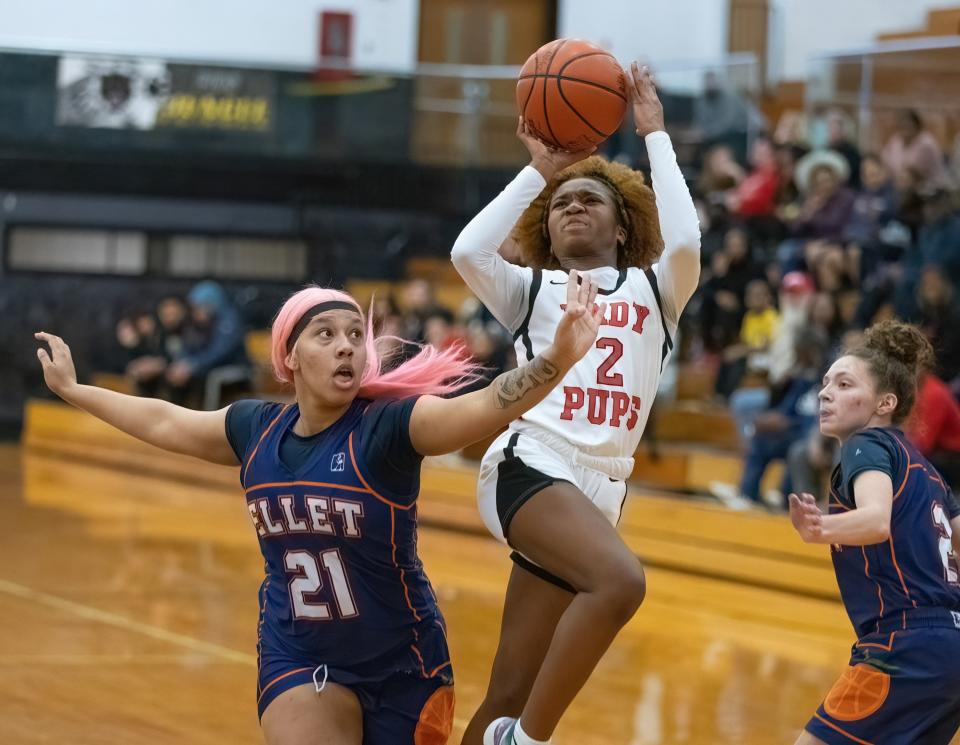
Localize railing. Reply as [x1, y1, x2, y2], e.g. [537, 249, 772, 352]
[808, 36, 960, 153]
[0, 46, 759, 168]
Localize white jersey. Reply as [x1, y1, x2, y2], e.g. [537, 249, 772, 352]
[451, 131, 701, 476]
[508, 264, 673, 462]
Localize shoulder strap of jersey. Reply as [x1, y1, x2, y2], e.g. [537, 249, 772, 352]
[512, 268, 542, 362]
[644, 267, 674, 370]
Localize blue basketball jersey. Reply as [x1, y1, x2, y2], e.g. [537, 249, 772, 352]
[829, 426, 960, 637]
[228, 397, 450, 680]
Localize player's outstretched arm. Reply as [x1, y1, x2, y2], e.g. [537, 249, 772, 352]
[630, 62, 701, 322]
[409, 270, 604, 456]
[35, 332, 238, 466]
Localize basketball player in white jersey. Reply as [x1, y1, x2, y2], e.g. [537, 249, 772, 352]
[452, 64, 701, 745]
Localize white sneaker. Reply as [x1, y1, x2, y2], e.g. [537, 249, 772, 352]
[762, 488, 785, 510]
[708, 481, 753, 511]
[484, 717, 518, 745]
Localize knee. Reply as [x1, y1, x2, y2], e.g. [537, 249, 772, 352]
[597, 561, 646, 623]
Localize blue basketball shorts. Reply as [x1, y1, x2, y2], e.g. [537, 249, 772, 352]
[805, 609, 960, 745]
[257, 645, 454, 744]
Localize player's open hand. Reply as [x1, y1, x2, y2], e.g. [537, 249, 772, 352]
[788, 492, 824, 543]
[35, 332, 79, 399]
[517, 117, 596, 181]
[629, 62, 665, 138]
[549, 269, 605, 368]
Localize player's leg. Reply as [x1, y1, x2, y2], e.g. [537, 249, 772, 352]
[502, 481, 647, 741]
[261, 682, 363, 745]
[461, 563, 573, 745]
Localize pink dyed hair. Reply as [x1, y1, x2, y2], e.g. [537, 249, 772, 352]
[271, 286, 481, 399]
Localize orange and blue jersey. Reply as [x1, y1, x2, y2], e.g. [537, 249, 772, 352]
[805, 426, 960, 745]
[226, 397, 454, 743]
[827, 426, 960, 637]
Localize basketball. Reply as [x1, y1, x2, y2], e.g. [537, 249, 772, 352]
[516, 38, 628, 152]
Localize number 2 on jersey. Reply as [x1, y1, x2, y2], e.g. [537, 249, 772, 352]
[596, 338, 624, 386]
[932, 503, 960, 585]
[285, 549, 359, 620]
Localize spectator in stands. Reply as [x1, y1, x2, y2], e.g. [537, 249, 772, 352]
[729, 271, 814, 446]
[400, 278, 442, 344]
[691, 70, 762, 162]
[915, 266, 960, 387]
[907, 371, 960, 489]
[808, 291, 845, 355]
[773, 110, 809, 152]
[825, 108, 862, 189]
[714, 278, 779, 400]
[156, 295, 190, 363]
[806, 239, 853, 294]
[422, 307, 464, 353]
[787, 428, 837, 507]
[458, 325, 514, 396]
[696, 145, 744, 223]
[893, 188, 960, 320]
[883, 109, 948, 192]
[725, 137, 780, 220]
[791, 150, 856, 245]
[773, 144, 806, 218]
[124, 308, 169, 398]
[116, 310, 167, 397]
[844, 154, 905, 282]
[698, 227, 761, 354]
[368, 295, 406, 371]
[113, 313, 145, 372]
[777, 150, 855, 275]
[713, 327, 827, 510]
[166, 280, 249, 410]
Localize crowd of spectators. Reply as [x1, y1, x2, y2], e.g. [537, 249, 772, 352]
[108, 101, 960, 510]
[676, 105, 960, 508]
[111, 277, 515, 412]
[111, 280, 250, 410]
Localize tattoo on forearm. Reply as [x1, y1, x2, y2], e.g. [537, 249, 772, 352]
[492, 354, 560, 409]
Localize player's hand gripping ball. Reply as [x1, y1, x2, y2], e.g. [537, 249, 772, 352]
[516, 38, 628, 151]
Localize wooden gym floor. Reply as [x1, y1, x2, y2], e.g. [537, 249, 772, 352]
[2, 437, 957, 744]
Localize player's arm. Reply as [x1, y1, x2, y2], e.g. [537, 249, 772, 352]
[789, 471, 893, 545]
[629, 62, 701, 322]
[409, 270, 603, 456]
[450, 118, 594, 332]
[35, 332, 238, 466]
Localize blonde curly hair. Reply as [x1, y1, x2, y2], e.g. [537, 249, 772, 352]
[513, 156, 664, 271]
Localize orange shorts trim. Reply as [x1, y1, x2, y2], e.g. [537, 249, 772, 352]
[812, 713, 875, 745]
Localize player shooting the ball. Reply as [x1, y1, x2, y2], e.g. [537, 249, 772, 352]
[452, 61, 701, 745]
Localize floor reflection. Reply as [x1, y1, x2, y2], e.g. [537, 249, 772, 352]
[2, 447, 930, 744]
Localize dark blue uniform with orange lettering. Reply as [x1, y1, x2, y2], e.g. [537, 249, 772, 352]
[807, 427, 960, 745]
[226, 397, 454, 744]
